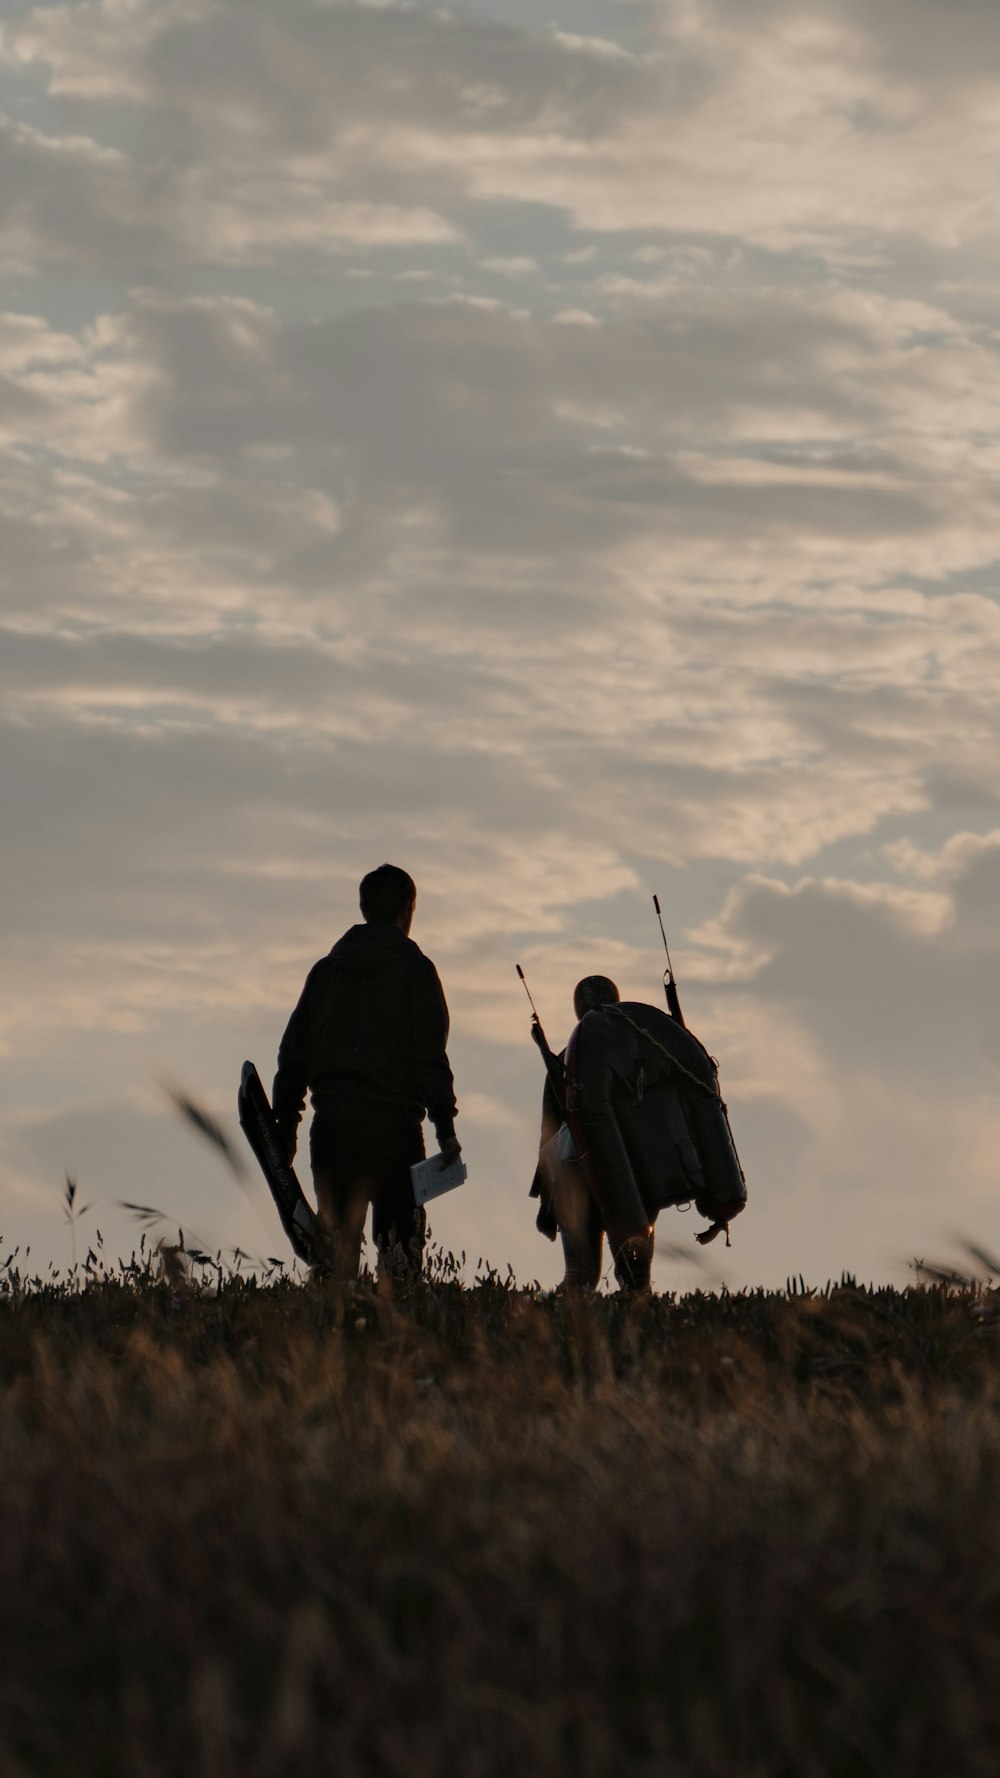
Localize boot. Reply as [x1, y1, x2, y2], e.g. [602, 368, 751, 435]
[613, 1232, 653, 1292]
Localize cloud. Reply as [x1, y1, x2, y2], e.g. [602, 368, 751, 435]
[0, 0, 662, 273]
[68, 285, 980, 553]
[691, 841, 1000, 1089]
[0, 115, 153, 277]
[4, 0, 1000, 1284]
[6, 0, 1000, 282]
[4, 0, 662, 140]
[706, 0, 1000, 85]
[3, 275, 999, 919]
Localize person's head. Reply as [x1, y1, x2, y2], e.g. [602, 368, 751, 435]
[573, 974, 620, 1020]
[359, 863, 417, 932]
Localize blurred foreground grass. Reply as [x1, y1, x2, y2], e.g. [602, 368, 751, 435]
[2, 1257, 1000, 1777]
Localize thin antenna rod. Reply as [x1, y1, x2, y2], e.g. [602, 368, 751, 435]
[653, 894, 676, 979]
[653, 893, 687, 1027]
[515, 963, 542, 1024]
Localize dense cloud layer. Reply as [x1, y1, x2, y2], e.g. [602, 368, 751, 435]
[1, 0, 999, 1287]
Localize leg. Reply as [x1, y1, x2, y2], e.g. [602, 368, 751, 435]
[312, 1163, 369, 1282]
[369, 1120, 426, 1283]
[551, 1155, 604, 1290]
[310, 1115, 372, 1283]
[372, 1191, 426, 1283]
[613, 1226, 654, 1291]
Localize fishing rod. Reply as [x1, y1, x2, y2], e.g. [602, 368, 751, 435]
[653, 894, 687, 1028]
[516, 964, 566, 1114]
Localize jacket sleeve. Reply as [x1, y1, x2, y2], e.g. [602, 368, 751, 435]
[272, 974, 313, 1159]
[410, 959, 458, 1144]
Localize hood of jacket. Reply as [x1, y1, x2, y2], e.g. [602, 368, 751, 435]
[325, 923, 416, 976]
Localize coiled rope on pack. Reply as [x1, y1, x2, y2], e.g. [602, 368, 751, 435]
[607, 1006, 723, 1104]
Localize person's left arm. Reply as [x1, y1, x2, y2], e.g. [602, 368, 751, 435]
[410, 959, 460, 1165]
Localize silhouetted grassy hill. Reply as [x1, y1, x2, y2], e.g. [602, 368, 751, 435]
[2, 1260, 998, 1776]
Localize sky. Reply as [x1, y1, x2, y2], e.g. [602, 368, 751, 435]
[2, 0, 1000, 1292]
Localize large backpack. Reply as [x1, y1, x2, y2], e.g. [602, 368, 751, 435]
[564, 1001, 747, 1258]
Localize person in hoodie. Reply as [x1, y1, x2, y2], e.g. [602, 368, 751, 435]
[272, 864, 460, 1281]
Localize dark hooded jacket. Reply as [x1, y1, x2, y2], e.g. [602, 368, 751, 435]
[272, 924, 457, 1154]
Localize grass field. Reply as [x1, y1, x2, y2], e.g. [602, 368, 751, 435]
[2, 1254, 1000, 1777]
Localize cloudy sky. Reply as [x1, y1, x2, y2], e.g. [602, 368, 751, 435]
[2, 0, 999, 1291]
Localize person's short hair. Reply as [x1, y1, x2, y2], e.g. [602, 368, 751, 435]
[359, 863, 417, 925]
[573, 975, 621, 1020]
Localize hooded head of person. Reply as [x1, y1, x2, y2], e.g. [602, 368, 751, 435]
[573, 975, 621, 1021]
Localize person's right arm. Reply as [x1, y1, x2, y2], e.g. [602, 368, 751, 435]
[272, 974, 313, 1162]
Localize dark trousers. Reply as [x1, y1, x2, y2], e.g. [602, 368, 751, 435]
[310, 1111, 426, 1281]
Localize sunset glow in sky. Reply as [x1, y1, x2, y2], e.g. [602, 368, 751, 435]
[2, 0, 1000, 1289]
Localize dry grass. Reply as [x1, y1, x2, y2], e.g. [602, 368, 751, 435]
[2, 1257, 1000, 1776]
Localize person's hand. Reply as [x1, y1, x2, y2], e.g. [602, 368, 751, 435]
[529, 1019, 545, 1049]
[438, 1134, 462, 1171]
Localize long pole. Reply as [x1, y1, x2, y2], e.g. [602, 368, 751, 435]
[516, 965, 566, 1115]
[515, 963, 542, 1025]
[653, 894, 686, 1028]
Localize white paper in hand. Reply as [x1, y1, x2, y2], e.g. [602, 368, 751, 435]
[411, 1152, 468, 1207]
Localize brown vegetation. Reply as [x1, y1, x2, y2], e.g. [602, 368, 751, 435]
[2, 1255, 1000, 1776]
